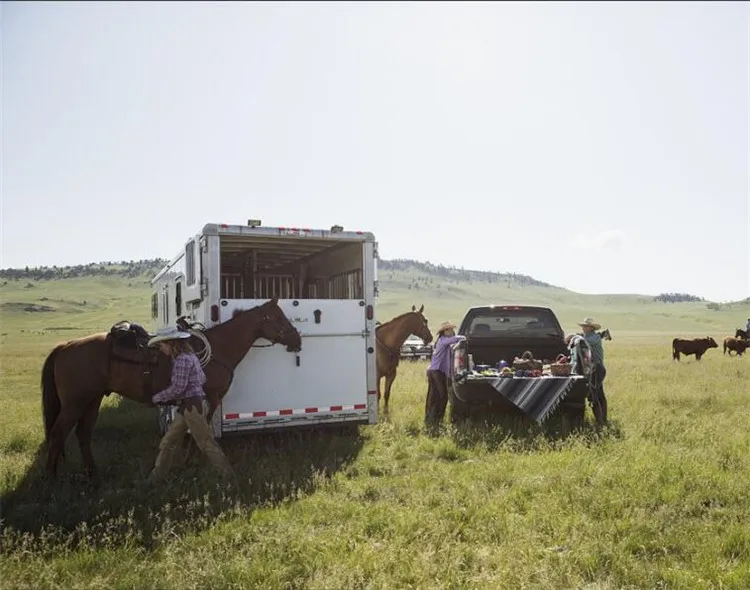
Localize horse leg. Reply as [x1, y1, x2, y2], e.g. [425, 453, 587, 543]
[383, 371, 396, 411]
[75, 394, 104, 478]
[46, 406, 85, 478]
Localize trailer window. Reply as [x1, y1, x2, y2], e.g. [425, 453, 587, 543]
[151, 293, 158, 319]
[219, 237, 366, 300]
[175, 282, 182, 317]
[185, 240, 196, 285]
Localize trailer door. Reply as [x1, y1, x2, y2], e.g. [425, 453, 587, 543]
[219, 299, 369, 428]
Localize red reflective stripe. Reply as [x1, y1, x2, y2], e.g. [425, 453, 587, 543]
[330, 405, 343, 411]
[225, 413, 239, 419]
[305, 407, 318, 413]
[354, 404, 366, 409]
[253, 411, 267, 417]
[278, 226, 286, 230]
[280, 409, 293, 415]
[220, 224, 229, 228]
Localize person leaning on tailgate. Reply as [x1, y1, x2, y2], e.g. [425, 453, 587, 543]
[578, 317, 608, 426]
[424, 320, 462, 431]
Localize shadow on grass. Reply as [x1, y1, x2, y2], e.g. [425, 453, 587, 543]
[0, 397, 365, 554]
[447, 410, 625, 453]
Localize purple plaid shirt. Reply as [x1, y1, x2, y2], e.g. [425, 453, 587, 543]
[152, 353, 207, 405]
[428, 335, 463, 376]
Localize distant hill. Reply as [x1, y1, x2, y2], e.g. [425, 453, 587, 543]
[2, 258, 748, 335]
[377, 259, 555, 289]
[0, 258, 742, 305]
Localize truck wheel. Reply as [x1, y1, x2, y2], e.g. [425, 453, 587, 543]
[449, 391, 471, 425]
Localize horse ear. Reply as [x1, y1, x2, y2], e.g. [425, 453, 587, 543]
[269, 296, 279, 306]
[412, 305, 416, 312]
[419, 304, 424, 313]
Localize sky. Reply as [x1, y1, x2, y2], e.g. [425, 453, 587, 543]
[1, 1, 748, 302]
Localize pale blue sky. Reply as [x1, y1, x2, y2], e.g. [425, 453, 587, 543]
[2, 1, 748, 301]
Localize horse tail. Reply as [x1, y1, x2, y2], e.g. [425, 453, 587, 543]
[41, 345, 62, 444]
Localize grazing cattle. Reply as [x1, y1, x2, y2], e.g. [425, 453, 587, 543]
[672, 337, 718, 361]
[723, 337, 748, 356]
[735, 329, 748, 340]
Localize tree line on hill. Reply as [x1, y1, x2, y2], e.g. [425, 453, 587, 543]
[3, 257, 552, 287]
[3, 260, 741, 307]
[652, 292, 705, 303]
[377, 259, 553, 287]
[0, 259, 168, 281]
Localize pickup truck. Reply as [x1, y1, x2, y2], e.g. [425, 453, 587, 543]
[400, 334, 433, 361]
[448, 304, 589, 428]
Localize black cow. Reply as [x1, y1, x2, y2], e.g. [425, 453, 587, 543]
[735, 328, 748, 340]
[672, 337, 718, 361]
[724, 337, 748, 356]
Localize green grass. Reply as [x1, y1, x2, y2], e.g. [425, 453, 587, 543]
[1, 269, 750, 588]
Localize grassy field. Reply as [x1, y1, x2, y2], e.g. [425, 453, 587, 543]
[1, 267, 749, 588]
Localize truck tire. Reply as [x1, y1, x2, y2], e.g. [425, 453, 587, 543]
[449, 390, 471, 425]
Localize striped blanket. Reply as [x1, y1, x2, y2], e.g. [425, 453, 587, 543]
[487, 376, 585, 424]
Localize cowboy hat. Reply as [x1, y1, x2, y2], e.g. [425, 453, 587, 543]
[147, 326, 192, 347]
[577, 317, 601, 330]
[437, 320, 457, 334]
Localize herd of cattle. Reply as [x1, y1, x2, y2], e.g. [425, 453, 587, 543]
[672, 329, 749, 361]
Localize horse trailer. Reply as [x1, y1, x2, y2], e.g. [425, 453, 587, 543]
[150, 221, 380, 437]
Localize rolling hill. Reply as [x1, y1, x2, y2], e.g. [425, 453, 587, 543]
[1, 258, 748, 340]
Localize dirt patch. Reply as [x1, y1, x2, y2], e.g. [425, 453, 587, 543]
[1, 302, 56, 313]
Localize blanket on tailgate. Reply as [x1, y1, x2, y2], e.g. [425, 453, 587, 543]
[487, 376, 584, 424]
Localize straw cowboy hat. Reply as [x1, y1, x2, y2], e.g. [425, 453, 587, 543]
[147, 326, 192, 347]
[437, 320, 457, 334]
[578, 317, 601, 330]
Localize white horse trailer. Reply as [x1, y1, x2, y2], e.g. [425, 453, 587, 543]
[150, 221, 379, 437]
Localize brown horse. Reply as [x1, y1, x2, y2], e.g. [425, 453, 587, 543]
[376, 305, 433, 411]
[41, 297, 301, 479]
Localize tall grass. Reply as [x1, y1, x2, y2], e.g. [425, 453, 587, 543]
[1, 275, 749, 588]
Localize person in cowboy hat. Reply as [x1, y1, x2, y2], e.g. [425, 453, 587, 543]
[145, 326, 236, 484]
[424, 320, 463, 431]
[577, 317, 608, 425]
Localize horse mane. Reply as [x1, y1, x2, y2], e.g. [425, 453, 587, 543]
[376, 310, 420, 330]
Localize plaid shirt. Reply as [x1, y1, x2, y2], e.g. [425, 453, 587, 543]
[152, 353, 207, 405]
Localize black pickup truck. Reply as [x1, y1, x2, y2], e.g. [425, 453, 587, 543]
[448, 304, 589, 427]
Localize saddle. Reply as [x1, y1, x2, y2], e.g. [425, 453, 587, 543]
[110, 320, 153, 351]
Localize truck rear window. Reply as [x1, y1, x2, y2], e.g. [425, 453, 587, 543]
[465, 308, 561, 337]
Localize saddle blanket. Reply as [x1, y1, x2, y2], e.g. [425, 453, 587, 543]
[486, 376, 585, 424]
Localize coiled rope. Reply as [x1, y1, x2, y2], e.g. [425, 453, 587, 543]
[188, 328, 212, 367]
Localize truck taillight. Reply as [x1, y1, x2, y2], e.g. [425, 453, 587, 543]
[453, 345, 466, 374]
[210, 304, 219, 322]
[366, 304, 374, 320]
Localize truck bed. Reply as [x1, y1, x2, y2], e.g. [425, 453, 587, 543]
[449, 305, 589, 427]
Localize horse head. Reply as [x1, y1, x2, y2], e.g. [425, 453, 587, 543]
[257, 297, 303, 352]
[409, 304, 433, 345]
